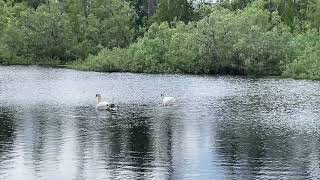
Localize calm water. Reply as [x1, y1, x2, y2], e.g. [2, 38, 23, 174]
[0, 66, 320, 180]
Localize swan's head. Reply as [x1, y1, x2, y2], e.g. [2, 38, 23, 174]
[160, 94, 164, 97]
[96, 94, 102, 103]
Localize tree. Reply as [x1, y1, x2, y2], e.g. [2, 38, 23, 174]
[220, 0, 256, 10]
[91, 0, 135, 48]
[148, 0, 157, 16]
[307, 0, 320, 33]
[6, 3, 76, 63]
[0, 1, 10, 62]
[154, 0, 195, 23]
[12, 0, 48, 9]
[0, 0, 10, 33]
[128, 0, 148, 28]
[263, 0, 315, 32]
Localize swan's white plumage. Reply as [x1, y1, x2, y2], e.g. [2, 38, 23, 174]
[96, 101, 111, 110]
[96, 94, 116, 110]
[161, 95, 176, 106]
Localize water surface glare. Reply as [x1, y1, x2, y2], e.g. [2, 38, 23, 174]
[0, 66, 320, 180]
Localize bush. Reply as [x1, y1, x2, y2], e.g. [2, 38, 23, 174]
[74, 21, 212, 74]
[75, 3, 294, 76]
[72, 48, 129, 72]
[283, 32, 320, 80]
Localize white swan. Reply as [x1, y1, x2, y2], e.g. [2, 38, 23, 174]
[161, 94, 176, 106]
[95, 94, 116, 110]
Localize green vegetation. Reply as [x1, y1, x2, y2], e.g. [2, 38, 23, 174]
[0, 0, 319, 79]
[283, 32, 320, 80]
[0, 0, 134, 65]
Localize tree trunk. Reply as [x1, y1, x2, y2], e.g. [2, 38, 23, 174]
[83, 0, 91, 17]
[148, 0, 157, 16]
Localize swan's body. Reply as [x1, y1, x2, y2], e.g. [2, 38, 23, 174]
[96, 101, 116, 110]
[161, 94, 176, 106]
[96, 94, 116, 111]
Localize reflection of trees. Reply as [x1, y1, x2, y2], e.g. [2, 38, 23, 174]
[214, 94, 316, 179]
[127, 116, 152, 168]
[77, 105, 177, 179]
[71, 105, 155, 179]
[151, 109, 175, 180]
[104, 106, 154, 179]
[0, 107, 16, 160]
[72, 108, 92, 180]
[30, 113, 46, 171]
[16, 106, 64, 176]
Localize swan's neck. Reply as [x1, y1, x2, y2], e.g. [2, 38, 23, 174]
[97, 97, 102, 104]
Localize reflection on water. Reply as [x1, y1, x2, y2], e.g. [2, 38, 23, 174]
[0, 66, 320, 179]
[0, 107, 16, 164]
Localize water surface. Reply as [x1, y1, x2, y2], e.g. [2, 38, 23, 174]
[0, 66, 320, 179]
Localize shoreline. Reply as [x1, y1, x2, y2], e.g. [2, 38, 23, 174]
[1, 64, 318, 81]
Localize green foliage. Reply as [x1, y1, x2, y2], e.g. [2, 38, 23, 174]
[91, 0, 135, 48]
[128, 0, 148, 28]
[283, 46, 320, 80]
[283, 32, 320, 80]
[307, 0, 320, 33]
[66, 0, 135, 59]
[1, 0, 136, 65]
[154, 0, 196, 23]
[193, 4, 292, 75]
[219, 0, 256, 10]
[0, 1, 9, 32]
[75, 4, 293, 76]
[1, 0, 319, 80]
[13, 0, 48, 9]
[0, 0, 22, 64]
[220, 0, 318, 33]
[6, 3, 76, 63]
[124, 22, 211, 74]
[72, 48, 129, 72]
[74, 22, 209, 74]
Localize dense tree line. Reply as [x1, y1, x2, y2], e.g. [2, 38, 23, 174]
[0, 0, 136, 64]
[0, 0, 319, 79]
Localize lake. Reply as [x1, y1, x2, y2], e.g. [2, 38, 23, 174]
[0, 66, 320, 180]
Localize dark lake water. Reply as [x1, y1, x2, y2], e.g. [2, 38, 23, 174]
[0, 66, 320, 180]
